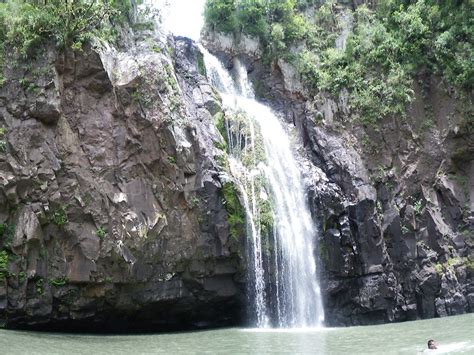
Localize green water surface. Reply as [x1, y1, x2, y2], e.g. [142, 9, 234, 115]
[1, 313, 472, 354]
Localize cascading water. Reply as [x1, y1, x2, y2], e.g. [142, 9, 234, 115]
[152, 0, 324, 328]
[199, 45, 236, 95]
[202, 52, 324, 328]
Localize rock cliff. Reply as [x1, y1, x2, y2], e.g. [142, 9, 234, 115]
[203, 22, 473, 325]
[0, 25, 246, 331]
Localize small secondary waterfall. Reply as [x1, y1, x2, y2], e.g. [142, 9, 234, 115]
[202, 51, 324, 328]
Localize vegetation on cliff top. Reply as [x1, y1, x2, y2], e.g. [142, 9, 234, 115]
[204, 0, 473, 125]
[0, 0, 134, 56]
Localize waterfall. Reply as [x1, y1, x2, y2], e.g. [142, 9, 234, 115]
[151, 0, 324, 328]
[198, 45, 236, 95]
[202, 51, 324, 328]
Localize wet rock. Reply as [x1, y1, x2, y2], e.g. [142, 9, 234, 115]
[445, 292, 467, 315]
[435, 297, 448, 317]
[416, 265, 440, 318]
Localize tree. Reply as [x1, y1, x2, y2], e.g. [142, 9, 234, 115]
[204, 0, 237, 33]
[0, 0, 133, 55]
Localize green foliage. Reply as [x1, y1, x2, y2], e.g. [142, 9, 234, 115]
[205, 0, 473, 125]
[295, 4, 418, 125]
[131, 88, 151, 108]
[131, 20, 154, 31]
[151, 44, 161, 53]
[414, 199, 424, 216]
[221, 182, 245, 240]
[236, 0, 269, 38]
[0, 223, 15, 248]
[52, 207, 68, 226]
[0, 126, 6, 152]
[18, 271, 26, 282]
[49, 277, 68, 287]
[204, 0, 238, 34]
[258, 196, 274, 236]
[197, 51, 207, 76]
[204, 0, 309, 57]
[213, 111, 230, 153]
[371, 165, 387, 183]
[0, 251, 8, 278]
[190, 196, 201, 208]
[435, 257, 473, 276]
[216, 107, 275, 240]
[447, 258, 459, 267]
[214, 112, 227, 140]
[35, 278, 44, 294]
[0, 0, 133, 57]
[167, 155, 177, 164]
[96, 226, 106, 239]
[319, 1, 471, 123]
[270, 22, 285, 51]
[213, 139, 227, 152]
[163, 63, 179, 92]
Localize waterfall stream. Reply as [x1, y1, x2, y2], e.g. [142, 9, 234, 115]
[202, 51, 324, 328]
[152, 0, 324, 328]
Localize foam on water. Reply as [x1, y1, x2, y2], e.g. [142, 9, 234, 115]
[432, 342, 474, 354]
[242, 327, 332, 334]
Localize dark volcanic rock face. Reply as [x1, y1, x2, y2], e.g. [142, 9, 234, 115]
[0, 31, 246, 331]
[203, 30, 472, 326]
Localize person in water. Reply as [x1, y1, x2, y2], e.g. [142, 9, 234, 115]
[428, 340, 437, 350]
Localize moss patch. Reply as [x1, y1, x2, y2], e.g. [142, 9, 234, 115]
[222, 182, 245, 240]
[0, 250, 8, 278]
